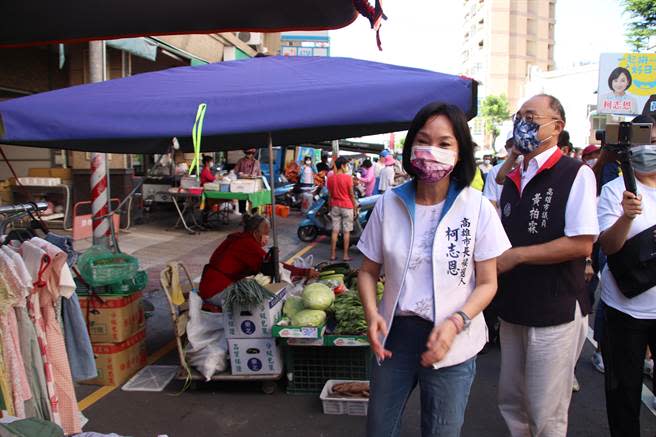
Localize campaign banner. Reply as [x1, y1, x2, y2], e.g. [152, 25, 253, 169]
[598, 53, 656, 116]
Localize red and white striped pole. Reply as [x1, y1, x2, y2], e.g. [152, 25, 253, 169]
[91, 153, 110, 246]
[89, 41, 110, 246]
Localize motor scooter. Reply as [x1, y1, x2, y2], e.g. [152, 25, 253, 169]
[297, 191, 380, 243]
[283, 182, 319, 211]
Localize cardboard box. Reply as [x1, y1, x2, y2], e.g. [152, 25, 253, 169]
[228, 338, 282, 376]
[82, 329, 147, 386]
[49, 168, 72, 180]
[230, 179, 263, 193]
[79, 292, 144, 343]
[272, 322, 326, 339]
[27, 168, 51, 177]
[225, 284, 286, 339]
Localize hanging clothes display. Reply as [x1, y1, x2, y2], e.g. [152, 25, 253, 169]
[0, 250, 32, 419]
[2, 245, 52, 421]
[0, 205, 94, 435]
[45, 233, 97, 382]
[25, 238, 81, 435]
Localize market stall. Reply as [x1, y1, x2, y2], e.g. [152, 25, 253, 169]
[0, 55, 477, 417]
[0, 55, 477, 276]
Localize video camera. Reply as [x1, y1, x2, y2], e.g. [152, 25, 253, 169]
[595, 122, 653, 194]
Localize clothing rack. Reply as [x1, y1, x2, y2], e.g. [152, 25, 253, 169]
[0, 202, 48, 215]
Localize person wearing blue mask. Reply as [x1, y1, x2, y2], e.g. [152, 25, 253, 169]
[495, 94, 599, 437]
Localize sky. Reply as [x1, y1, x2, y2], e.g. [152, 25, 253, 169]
[329, 0, 632, 74]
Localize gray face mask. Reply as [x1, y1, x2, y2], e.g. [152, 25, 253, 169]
[631, 145, 656, 174]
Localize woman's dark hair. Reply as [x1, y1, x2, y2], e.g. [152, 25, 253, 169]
[362, 159, 373, 168]
[402, 102, 476, 189]
[632, 114, 656, 124]
[202, 155, 213, 166]
[335, 156, 349, 169]
[243, 211, 268, 233]
[608, 67, 632, 91]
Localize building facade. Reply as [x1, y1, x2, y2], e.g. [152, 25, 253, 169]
[463, 0, 556, 148]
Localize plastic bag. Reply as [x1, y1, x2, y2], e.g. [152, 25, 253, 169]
[184, 291, 227, 381]
[293, 255, 314, 269]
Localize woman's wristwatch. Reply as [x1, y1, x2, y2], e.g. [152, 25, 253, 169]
[455, 311, 471, 331]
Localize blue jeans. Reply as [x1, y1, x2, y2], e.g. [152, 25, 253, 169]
[366, 316, 476, 437]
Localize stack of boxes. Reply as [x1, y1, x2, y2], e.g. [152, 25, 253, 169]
[225, 283, 285, 376]
[78, 292, 147, 386]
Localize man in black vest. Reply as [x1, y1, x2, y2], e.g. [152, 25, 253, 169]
[496, 94, 599, 437]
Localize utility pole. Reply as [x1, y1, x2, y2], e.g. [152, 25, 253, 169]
[88, 41, 111, 247]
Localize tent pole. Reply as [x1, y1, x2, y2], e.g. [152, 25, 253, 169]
[267, 133, 280, 282]
[89, 40, 111, 248]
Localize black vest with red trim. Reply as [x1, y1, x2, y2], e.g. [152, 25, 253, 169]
[497, 151, 591, 327]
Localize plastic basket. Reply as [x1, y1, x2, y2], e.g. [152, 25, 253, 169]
[284, 344, 371, 394]
[319, 380, 369, 416]
[75, 270, 147, 296]
[78, 246, 139, 287]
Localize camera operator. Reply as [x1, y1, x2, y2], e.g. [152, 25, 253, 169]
[597, 117, 656, 437]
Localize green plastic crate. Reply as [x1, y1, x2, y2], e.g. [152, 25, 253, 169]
[75, 270, 148, 296]
[284, 344, 372, 394]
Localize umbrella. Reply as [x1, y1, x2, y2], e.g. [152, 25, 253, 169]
[0, 56, 477, 152]
[0, 0, 377, 48]
[0, 56, 477, 280]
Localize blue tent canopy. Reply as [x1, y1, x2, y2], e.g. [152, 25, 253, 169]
[0, 56, 477, 153]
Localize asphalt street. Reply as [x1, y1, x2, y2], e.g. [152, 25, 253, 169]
[75, 209, 656, 437]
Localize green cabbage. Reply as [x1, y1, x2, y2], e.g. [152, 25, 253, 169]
[302, 283, 334, 310]
[283, 296, 305, 318]
[291, 309, 327, 327]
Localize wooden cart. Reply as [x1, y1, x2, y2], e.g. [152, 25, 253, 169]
[160, 262, 281, 394]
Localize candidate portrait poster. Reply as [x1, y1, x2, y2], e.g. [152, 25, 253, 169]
[598, 53, 656, 117]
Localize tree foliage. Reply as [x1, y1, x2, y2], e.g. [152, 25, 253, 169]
[480, 94, 510, 146]
[623, 0, 656, 51]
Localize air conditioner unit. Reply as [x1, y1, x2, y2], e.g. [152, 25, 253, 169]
[237, 32, 263, 46]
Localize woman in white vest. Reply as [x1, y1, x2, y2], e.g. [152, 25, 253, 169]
[357, 103, 511, 437]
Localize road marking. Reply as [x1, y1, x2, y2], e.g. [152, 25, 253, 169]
[586, 326, 656, 416]
[285, 237, 324, 264]
[78, 239, 324, 412]
[78, 340, 177, 411]
[78, 386, 115, 411]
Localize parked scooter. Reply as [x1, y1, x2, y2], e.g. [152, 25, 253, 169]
[297, 191, 380, 243]
[283, 182, 319, 212]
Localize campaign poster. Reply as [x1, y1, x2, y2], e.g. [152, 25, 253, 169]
[597, 53, 656, 116]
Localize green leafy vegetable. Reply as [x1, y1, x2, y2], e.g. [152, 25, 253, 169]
[283, 296, 305, 318]
[302, 283, 334, 310]
[222, 279, 275, 311]
[291, 309, 327, 327]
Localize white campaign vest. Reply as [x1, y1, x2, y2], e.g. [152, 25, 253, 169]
[377, 182, 487, 369]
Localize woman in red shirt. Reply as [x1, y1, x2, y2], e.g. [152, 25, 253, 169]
[199, 214, 319, 307]
[200, 155, 216, 186]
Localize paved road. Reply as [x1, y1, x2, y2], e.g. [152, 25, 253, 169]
[76, 210, 656, 437]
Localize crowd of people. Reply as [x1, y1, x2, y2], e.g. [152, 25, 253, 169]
[356, 94, 656, 437]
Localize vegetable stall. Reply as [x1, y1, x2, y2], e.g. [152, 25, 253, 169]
[0, 55, 477, 413]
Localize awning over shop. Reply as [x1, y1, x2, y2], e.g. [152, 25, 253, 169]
[312, 140, 385, 154]
[106, 38, 158, 62]
[0, 56, 478, 154]
[0, 0, 359, 48]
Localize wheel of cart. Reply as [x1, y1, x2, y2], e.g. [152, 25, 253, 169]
[160, 262, 282, 394]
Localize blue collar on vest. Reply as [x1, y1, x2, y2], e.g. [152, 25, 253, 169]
[392, 179, 462, 223]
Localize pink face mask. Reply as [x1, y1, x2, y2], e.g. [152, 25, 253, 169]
[409, 146, 457, 183]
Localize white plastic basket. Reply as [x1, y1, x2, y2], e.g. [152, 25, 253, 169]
[319, 379, 370, 416]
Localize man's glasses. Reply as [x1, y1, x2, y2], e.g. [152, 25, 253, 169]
[512, 112, 560, 124]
